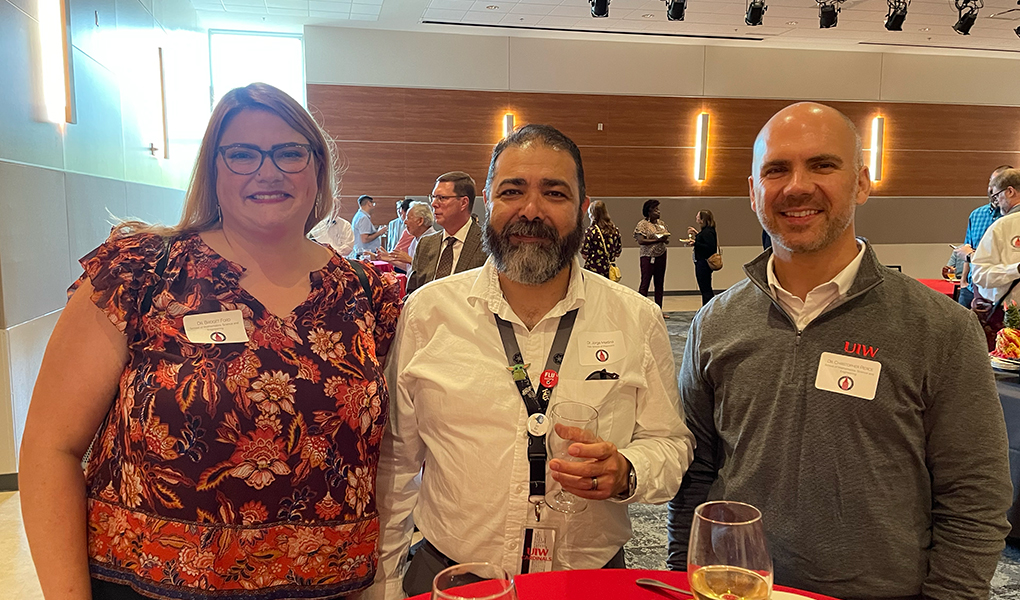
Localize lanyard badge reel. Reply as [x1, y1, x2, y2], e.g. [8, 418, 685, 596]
[495, 310, 578, 574]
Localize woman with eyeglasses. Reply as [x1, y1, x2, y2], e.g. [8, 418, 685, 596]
[19, 83, 402, 600]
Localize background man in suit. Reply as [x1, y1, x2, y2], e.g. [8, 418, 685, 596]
[406, 171, 488, 293]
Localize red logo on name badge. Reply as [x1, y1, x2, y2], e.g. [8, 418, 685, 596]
[540, 369, 559, 388]
[210, 331, 227, 342]
[1012, 236, 1020, 249]
[838, 376, 854, 391]
[595, 349, 610, 363]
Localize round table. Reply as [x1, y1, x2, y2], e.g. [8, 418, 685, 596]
[407, 568, 840, 599]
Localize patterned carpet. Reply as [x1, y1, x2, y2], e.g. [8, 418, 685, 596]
[623, 310, 1020, 598]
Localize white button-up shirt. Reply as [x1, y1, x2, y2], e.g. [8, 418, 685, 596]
[971, 205, 1020, 306]
[766, 240, 867, 332]
[369, 257, 693, 600]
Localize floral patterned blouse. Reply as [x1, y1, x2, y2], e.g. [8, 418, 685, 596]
[580, 223, 622, 278]
[72, 232, 402, 600]
[634, 219, 670, 258]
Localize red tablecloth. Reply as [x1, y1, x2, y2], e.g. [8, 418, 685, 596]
[917, 278, 957, 297]
[372, 260, 395, 273]
[408, 568, 840, 599]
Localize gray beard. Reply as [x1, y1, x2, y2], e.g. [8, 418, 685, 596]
[483, 215, 583, 285]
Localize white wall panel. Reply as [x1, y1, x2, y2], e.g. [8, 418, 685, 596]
[880, 53, 1020, 106]
[65, 173, 128, 277]
[0, 162, 71, 330]
[0, 1, 65, 170]
[0, 329, 15, 474]
[6, 311, 60, 471]
[508, 37, 705, 97]
[305, 26, 510, 90]
[704, 46, 883, 101]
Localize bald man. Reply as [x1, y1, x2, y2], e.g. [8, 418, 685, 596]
[667, 103, 1011, 600]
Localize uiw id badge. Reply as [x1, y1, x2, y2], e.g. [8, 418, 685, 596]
[520, 527, 556, 574]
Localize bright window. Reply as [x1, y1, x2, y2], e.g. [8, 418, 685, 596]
[209, 31, 305, 108]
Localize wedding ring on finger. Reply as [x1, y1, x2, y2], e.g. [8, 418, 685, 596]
[590, 477, 598, 491]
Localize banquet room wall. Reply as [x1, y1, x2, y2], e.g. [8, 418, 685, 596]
[0, 0, 206, 482]
[305, 25, 1020, 291]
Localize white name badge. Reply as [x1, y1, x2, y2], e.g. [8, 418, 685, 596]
[814, 351, 881, 400]
[182, 310, 249, 344]
[577, 332, 625, 366]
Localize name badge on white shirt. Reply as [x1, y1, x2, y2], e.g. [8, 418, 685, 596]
[814, 352, 881, 400]
[577, 332, 625, 366]
[182, 310, 249, 344]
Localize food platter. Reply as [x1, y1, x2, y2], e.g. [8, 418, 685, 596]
[991, 355, 1020, 373]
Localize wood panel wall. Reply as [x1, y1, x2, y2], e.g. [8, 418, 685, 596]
[307, 84, 1020, 227]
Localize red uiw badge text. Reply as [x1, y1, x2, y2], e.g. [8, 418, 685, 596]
[522, 548, 551, 562]
[843, 341, 878, 358]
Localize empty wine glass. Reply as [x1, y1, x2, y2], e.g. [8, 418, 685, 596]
[687, 501, 773, 600]
[431, 562, 517, 600]
[545, 401, 599, 514]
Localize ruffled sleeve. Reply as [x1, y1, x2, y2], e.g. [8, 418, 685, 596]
[68, 232, 167, 338]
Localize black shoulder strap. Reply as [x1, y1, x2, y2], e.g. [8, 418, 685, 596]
[349, 259, 376, 313]
[994, 278, 1020, 312]
[140, 236, 171, 316]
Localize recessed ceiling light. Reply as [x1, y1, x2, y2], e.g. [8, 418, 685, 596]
[485, 4, 498, 9]
[919, 27, 929, 31]
[786, 20, 797, 25]
[642, 13, 654, 18]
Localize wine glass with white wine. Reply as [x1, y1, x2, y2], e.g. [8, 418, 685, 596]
[687, 501, 773, 600]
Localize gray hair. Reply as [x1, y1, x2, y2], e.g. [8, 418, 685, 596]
[406, 201, 434, 228]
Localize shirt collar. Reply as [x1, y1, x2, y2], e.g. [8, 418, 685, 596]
[766, 239, 868, 299]
[468, 256, 587, 326]
[444, 219, 473, 245]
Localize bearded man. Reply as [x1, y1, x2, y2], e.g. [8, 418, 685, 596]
[367, 124, 693, 600]
[666, 103, 1011, 600]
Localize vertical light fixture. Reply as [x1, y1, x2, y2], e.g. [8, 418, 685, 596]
[869, 115, 885, 182]
[694, 112, 710, 182]
[503, 113, 515, 138]
[38, 0, 71, 123]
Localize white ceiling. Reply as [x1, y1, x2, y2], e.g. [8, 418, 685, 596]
[191, 0, 1020, 55]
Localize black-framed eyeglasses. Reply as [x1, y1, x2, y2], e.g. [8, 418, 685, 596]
[990, 188, 1011, 202]
[217, 143, 314, 175]
[429, 194, 462, 203]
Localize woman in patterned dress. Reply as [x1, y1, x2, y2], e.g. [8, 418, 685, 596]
[20, 84, 402, 600]
[580, 200, 622, 279]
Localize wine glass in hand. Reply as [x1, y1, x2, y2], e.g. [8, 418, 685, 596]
[545, 401, 599, 514]
[687, 501, 773, 600]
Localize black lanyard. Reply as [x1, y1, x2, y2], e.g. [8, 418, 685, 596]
[494, 309, 578, 498]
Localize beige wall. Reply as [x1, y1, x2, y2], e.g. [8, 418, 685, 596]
[0, 0, 202, 476]
[305, 26, 1020, 106]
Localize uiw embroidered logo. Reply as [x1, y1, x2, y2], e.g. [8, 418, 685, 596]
[844, 341, 878, 358]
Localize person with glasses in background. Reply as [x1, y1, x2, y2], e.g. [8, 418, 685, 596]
[970, 168, 1020, 335]
[406, 171, 488, 293]
[19, 83, 402, 600]
[953, 165, 1013, 308]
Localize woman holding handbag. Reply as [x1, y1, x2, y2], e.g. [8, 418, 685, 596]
[686, 210, 719, 306]
[580, 200, 622, 281]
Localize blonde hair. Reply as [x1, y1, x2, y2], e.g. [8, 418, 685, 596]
[116, 83, 339, 238]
